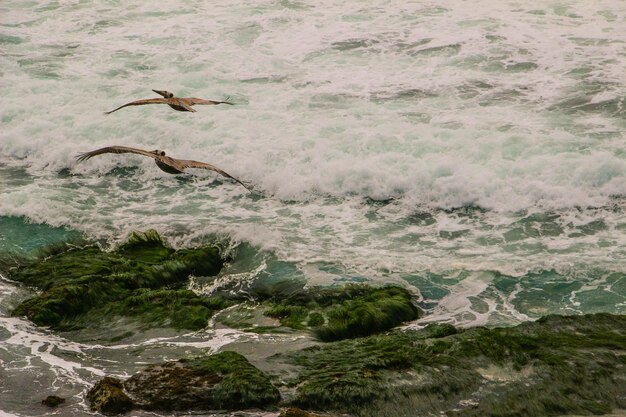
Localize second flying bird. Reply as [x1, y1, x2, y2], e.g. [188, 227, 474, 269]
[105, 90, 233, 114]
[77, 145, 251, 190]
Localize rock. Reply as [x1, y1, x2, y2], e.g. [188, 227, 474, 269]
[94, 288, 232, 330]
[280, 407, 322, 417]
[87, 377, 133, 415]
[9, 230, 225, 331]
[219, 283, 421, 341]
[310, 285, 421, 341]
[41, 395, 65, 407]
[89, 351, 280, 414]
[278, 313, 626, 417]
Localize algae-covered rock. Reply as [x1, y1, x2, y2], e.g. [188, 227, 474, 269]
[89, 351, 280, 414]
[80, 288, 234, 330]
[264, 284, 421, 341]
[10, 230, 225, 331]
[278, 313, 626, 417]
[313, 285, 421, 341]
[87, 377, 134, 415]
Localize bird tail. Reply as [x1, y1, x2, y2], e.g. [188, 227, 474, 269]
[220, 96, 234, 105]
[75, 152, 93, 162]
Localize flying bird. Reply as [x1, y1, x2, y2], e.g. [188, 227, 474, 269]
[104, 90, 233, 114]
[76, 146, 251, 190]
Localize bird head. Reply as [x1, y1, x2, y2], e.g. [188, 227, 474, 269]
[152, 89, 174, 98]
[152, 150, 166, 156]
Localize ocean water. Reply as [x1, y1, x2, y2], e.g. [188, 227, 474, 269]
[1, 0, 625, 415]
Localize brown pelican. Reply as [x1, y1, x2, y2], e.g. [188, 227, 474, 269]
[105, 90, 233, 114]
[76, 146, 251, 190]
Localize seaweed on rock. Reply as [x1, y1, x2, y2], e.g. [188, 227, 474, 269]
[9, 230, 225, 331]
[84, 289, 233, 330]
[278, 313, 626, 417]
[87, 377, 134, 415]
[263, 284, 421, 341]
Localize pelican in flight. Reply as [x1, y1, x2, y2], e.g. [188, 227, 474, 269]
[105, 90, 233, 114]
[76, 146, 251, 190]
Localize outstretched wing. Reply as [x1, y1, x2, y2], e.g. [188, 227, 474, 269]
[76, 146, 156, 162]
[104, 98, 169, 114]
[179, 159, 251, 190]
[186, 97, 234, 106]
[175, 100, 197, 112]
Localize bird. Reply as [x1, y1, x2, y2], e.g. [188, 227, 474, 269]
[76, 145, 251, 190]
[104, 90, 233, 114]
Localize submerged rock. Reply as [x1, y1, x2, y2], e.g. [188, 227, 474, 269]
[277, 313, 626, 417]
[9, 230, 225, 331]
[89, 351, 280, 414]
[41, 395, 65, 408]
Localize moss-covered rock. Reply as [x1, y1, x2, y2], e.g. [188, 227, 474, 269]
[87, 377, 134, 415]
[85, 289, 234, 330]
[89, 351, 280, 414]
[277, 313, 626, 417]
[219, 284, 421, 342]
[9, 230, 225, 331]
[311, 285, 421, 342]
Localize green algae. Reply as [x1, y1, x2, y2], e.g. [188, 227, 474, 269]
[180, 351, 281, 409]
[307, 312, 324, 327]
[116, 230, 172, 263]
[86, 289, 233, 330]
[313, 286, 421, 341]
[9, 230, 225, 331]
[278, 313, 626, 417]
[266, 304, 310, 330]
[260, 284, 421, 341]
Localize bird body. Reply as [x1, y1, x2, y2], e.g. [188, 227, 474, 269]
[105, 90, 233, 114]
[76, 145, 250, 190]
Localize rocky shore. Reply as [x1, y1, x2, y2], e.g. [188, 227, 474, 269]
[5, 232, 625, 416]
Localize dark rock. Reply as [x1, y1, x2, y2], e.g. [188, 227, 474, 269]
[280, 407, 322, 417]
[41, 395, 65, 407]
[89, 351, 280, 414]
[124, 351, 280, 411]
[87, 377, 134, 415]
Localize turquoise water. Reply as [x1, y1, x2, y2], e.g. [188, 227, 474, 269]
[1, 0, 626, 415]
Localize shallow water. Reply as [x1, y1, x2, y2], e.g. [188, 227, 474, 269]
[1, 0, 626, 415]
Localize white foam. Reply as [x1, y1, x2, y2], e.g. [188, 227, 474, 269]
[413, 271, 493, 327]
[95, 327, 246, 352]
[0, 316, 104, 385]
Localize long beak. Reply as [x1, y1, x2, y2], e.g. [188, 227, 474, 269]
[152, 89, 169, 98]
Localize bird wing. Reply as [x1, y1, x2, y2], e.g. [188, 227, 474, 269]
[76, 146, 157, 162]
[104, 98, 169, 114]
[179, 159, 251, 190]
[175, 100, 197, 112]
[185, 97, 234, 106]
